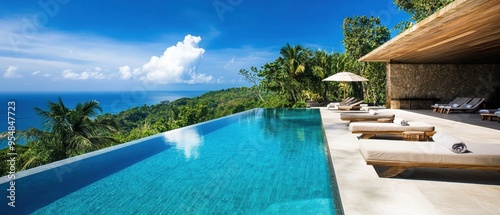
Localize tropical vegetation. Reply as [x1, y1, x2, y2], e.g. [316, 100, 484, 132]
[241, 15, 390, 107]
[1, 98, 119, 175]
[394, 0, 455, 32]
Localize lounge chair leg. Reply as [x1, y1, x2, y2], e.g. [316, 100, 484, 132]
[381, 166, 408, 178]
[358, 134, 375, 139]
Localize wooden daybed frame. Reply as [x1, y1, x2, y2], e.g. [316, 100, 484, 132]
[349, 121, 436, 139]
[366, 159, 500, 178]
[359, 140, 500, 178]
[352, 130, 436, 139]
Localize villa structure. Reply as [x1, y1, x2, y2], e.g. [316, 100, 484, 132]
[359, 0, 500, 109]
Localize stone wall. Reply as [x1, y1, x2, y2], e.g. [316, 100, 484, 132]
[387, 64, 500, 109]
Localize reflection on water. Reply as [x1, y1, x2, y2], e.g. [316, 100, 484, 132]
[163, 128, 204, 159]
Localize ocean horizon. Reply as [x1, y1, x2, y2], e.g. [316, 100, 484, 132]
[0, 90, 207, 148]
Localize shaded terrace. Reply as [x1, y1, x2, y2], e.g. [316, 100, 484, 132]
[359, 0, 500, 109]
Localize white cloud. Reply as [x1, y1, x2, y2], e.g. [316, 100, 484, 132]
[223, 57, 235, 69]
[186, 71, 213, 84]
[0, 17, 275, 89]
[3, 66, 22, 78]
[62, 68, 107, 80]
[128, 35, 212, 84]
[118, 66, 132, 80]
[118, 65, 142, 80]
[216, 76, 224, 84]
[0, 18, 157, 79]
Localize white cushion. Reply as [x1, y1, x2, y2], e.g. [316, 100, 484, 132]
[479, 109, 489, 114]
[340, 113, 394, 121]
[349, 122, 434, 132]
[359, 140, 500, 166]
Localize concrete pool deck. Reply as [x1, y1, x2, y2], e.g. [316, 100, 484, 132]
[319, 108, 500, 215]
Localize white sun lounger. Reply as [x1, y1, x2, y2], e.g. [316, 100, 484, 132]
[340, 112, 395, 123]
[359, 140, 500, 177]
[349, 121, 435, 139]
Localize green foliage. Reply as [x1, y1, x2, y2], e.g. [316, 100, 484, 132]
[260, 44, 315, 105]
[31, 98, 118, 158]
[239, 66, 265, 102]
[247, 17, 389, 105]
[342, 16, 390, 59]
[0, 98, 119, 176]
[246, 41, 390, 106]
[103, 87, 279, 143]
[342, 16, 390, 104]
[257, 45, 341, 106]
[0, 145, 28, 177]
[292, 101, 307, 108]
[394, 0, 455, 32]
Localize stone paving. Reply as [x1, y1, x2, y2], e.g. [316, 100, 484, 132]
[320, 108, 500, 215]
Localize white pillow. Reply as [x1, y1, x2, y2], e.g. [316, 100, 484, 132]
[495, 111, 500, 116]
[368, 109, 378, 115]
[452, 104, 459, 107]
[466, 104, 472, 108]
[478, 109, 489, 114]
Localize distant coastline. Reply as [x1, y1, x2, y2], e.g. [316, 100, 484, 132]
[0, 90, 207, 148]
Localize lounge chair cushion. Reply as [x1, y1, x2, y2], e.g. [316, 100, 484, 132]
[340, 113, 395, 121]
[432, 132, 467, 153]
[479, 109, 489, 114]
[349, 122, 434, 132]
[359, 140, 500, 167]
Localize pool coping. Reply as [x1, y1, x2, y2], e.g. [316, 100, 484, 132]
[320, 108, 500, 215]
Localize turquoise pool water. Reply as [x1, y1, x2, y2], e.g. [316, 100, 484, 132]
[1, 108, 339, 214]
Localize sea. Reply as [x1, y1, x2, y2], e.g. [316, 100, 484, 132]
[0, 90, 207, 148]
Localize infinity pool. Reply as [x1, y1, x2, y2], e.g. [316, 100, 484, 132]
[1, 108, 340, 214]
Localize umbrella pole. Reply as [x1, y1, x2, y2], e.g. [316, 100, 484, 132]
[343, 82, 346, 100]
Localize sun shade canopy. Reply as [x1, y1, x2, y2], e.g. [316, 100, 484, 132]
[322, 72, 368, 82]
[359, 0, 500, 64]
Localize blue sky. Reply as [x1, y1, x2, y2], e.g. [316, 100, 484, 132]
[0, 0, 409, 92]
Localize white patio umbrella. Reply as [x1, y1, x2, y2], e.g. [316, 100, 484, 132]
[322, 71, 368, 99]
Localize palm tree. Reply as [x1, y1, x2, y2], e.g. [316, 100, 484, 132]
[13, 98, 118, 169]
[310, 50, 330, 101]
[34, 98, 117, 157]
[277, 44, 311, 103]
